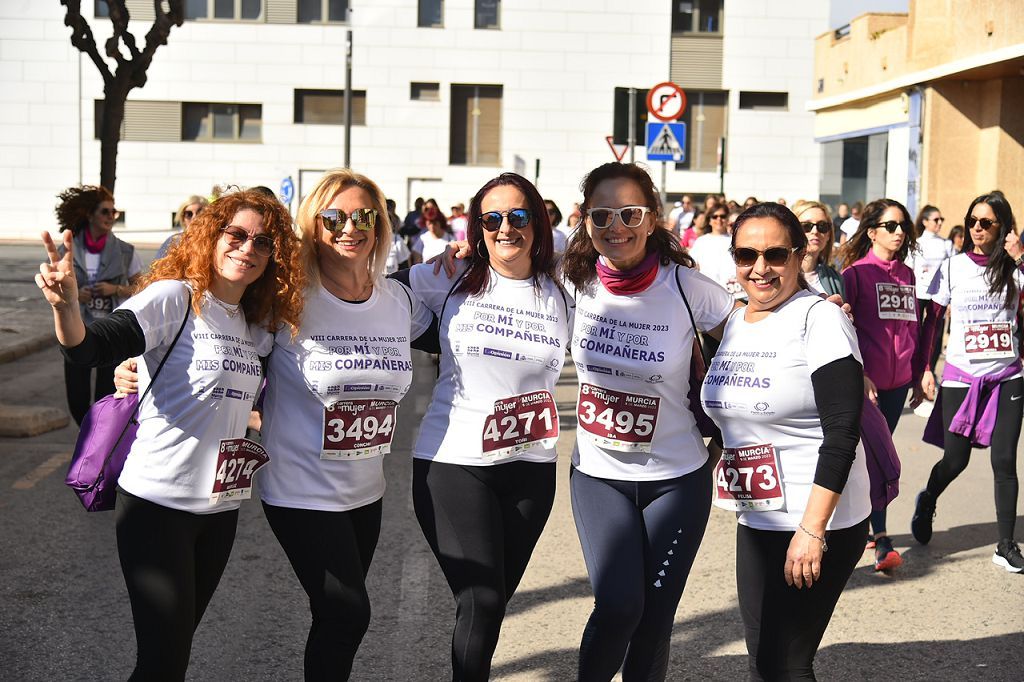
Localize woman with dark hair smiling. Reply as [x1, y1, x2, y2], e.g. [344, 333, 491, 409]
[838, 198, 924, 572]
[702, 202, 869, 680]
[561, 162, 738, 681]
[406, 172, 573, 680]
[913, 191, 1024, 573]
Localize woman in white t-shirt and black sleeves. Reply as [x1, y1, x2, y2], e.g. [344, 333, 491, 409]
[560, 162, 738, 682]
[913, 191, 1024, 573]
[256, 169, 434, 678]
[701, 202, 870, 680]
[405, 173, 572, 681]
[36, 189, 305, 681]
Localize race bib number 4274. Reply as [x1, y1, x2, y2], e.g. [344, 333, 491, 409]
[577, 383, 659, 453]
[210, 438, 269, 504]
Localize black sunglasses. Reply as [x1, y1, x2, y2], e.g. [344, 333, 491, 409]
[801, 221, 831, 234]
[479, 208, 531, 232]
[731, 246, 798, 267]
[966, 216, 999, 230]
[320, 208, 378, 232]
[183, 209, 202, 220]
[220, 226, 274, 257]
[869, 220, 909, 233]
[99, 207, 121, 218]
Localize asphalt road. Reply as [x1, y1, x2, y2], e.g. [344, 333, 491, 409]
[0, 242, 1021, 681]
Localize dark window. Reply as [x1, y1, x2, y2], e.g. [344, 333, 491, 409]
[475, 0, 500, 29]
[182, 102, 263, 141]
[294, 89, 367, 125]
[673, 90, 727, 172]
[298, 0, 349, 23]
[185, 0, 262, 20]
[738, 91, 789, 111]
[612, 87, 649, 146]
[671, 0, 723, 33]
[450, 84, 502, 166]
[419, 0, 443, 27]
[94, 1, 109, 18]
[411, 82, 441, 101]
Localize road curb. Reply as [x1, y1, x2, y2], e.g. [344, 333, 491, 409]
[0, 403, 69, 437]
[0, 332, 57, 365]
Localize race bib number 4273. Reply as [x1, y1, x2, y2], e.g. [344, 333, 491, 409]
[713, 443, 784, 512]
[577, 383, 659, 453]
[481, 390, 559, 462]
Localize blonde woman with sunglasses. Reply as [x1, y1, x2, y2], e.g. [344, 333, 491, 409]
[792, 199, 844, 298]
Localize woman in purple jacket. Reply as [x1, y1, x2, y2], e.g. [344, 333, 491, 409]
[839, 198, 926, 571]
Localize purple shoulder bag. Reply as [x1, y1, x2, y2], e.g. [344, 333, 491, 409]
[64, 293, 192, 512]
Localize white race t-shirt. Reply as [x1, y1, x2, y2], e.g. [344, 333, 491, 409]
[117, 280, 273, 513]
[409, 263, 573, 466]
[688, 233, 742, 298]
[910, 231, 954, 300]
[385, 234, 411, 274]
[259, 279, 432, 511]
[568, 264, 734, 481]
[701, 291, 871, 531]
[928, 253, 1024, 385]
[412, 230, 455, 262]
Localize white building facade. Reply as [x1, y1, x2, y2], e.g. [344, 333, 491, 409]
[0, 0, 828, 243]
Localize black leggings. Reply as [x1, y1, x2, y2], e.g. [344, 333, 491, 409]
[869, 383, 910, 536]
[63, 359, 115, 425]
[737, 517, 869, 681]
[412, 458, 555, 682]
[262, 500, 382, 681]
[925, 378, 1023, 541]
[570, 463, 712, 682]
[115, 487, 239, 682]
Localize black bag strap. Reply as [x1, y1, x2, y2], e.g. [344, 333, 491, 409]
[439, 268, 470, 326]
[91, 290, 193, 487]
[674, 264, 710, 364]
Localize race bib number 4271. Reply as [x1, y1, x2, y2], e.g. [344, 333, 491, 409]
[481, 390, 559, 462]
[577, 383, 659, 453]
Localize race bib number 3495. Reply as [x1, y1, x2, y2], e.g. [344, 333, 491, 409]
[481, 390, 559, 462]
[577, 383, 659, 453]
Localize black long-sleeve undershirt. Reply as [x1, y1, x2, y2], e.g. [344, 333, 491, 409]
[60, 309, 146, 368]
[810, 355, 864, 493]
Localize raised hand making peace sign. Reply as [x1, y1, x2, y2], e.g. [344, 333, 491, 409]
[35, 229, 86, 348]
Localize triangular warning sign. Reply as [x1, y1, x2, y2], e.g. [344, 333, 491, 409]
[649, 124, 683, 158]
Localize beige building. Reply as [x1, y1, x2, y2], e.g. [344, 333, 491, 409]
[810, 0, 1024, 223]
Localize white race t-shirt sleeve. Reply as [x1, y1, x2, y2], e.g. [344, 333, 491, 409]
[407, 260, 469, 315]
[128, 251, 143, 279]
[927, 257, 951, 306]
[387, 278, 434, 339]
[676, 265, 736, 331]
[804, 299, 863, 370]
[120, 279, 193, 351]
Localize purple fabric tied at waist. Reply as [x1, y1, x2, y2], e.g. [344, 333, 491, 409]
[860, 395, 901, 511]
[922, 360, 1022, 448]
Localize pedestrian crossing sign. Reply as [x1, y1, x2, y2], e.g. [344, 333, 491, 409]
[646, 122, 686, 162]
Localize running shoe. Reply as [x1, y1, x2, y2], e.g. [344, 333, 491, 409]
[992, 540, 1024, 574]
[874, 536, 903, 572]
[911, 489, 937, 545]
[865, 535, 876, 550]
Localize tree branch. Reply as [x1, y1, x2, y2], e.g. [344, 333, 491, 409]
[60, 0, 112, 85]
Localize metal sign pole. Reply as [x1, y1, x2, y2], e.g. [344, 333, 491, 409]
[344, 29, 353, 168]
[627, 87, 636, 164]
[661, 162, 667, 207]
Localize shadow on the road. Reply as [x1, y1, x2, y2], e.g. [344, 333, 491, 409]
[506, 575, 592, 619]
[844, 516, 1024, 585]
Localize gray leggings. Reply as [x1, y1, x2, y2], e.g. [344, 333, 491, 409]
[570, 461, 712, 682]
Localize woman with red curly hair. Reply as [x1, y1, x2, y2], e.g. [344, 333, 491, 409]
[36, 188, 305, 681]
[53, 184, 142, 424]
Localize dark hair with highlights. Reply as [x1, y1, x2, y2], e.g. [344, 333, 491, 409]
[146, 188, 305, 336]
[914, 204, 941, 237]
[838, 198, 916, 270]
[561, 162, 694, 291]
[459, 173, 555, 296]
[962, 191, 1018, 309]
[54, 185, 114, 235]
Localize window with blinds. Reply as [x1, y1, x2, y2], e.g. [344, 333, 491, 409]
[673, 91, 727, 172]
[450, 84, 502, 166]
[294, 89, 367, 125]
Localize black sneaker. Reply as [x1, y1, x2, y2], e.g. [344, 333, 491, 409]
[910, 489, 936, 545]
[992, 540, 1024, 573]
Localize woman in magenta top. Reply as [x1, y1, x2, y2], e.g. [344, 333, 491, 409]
[839, 198, 925, 571]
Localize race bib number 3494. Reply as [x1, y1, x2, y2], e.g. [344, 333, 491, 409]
[577, 383, 659, 453]
[481, 390, 559, 462]
[322, 399, 398, 460]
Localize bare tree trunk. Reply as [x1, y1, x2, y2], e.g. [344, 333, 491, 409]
[99, 85, 127, 192]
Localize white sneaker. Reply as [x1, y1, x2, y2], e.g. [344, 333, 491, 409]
[913, 400, 935, 419]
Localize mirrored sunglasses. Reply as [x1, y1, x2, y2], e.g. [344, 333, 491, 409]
[479, 208, 531, 232]
[320, 208, 378, 232]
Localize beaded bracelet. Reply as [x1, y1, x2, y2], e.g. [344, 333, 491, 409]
[798, 523, 829, 553]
